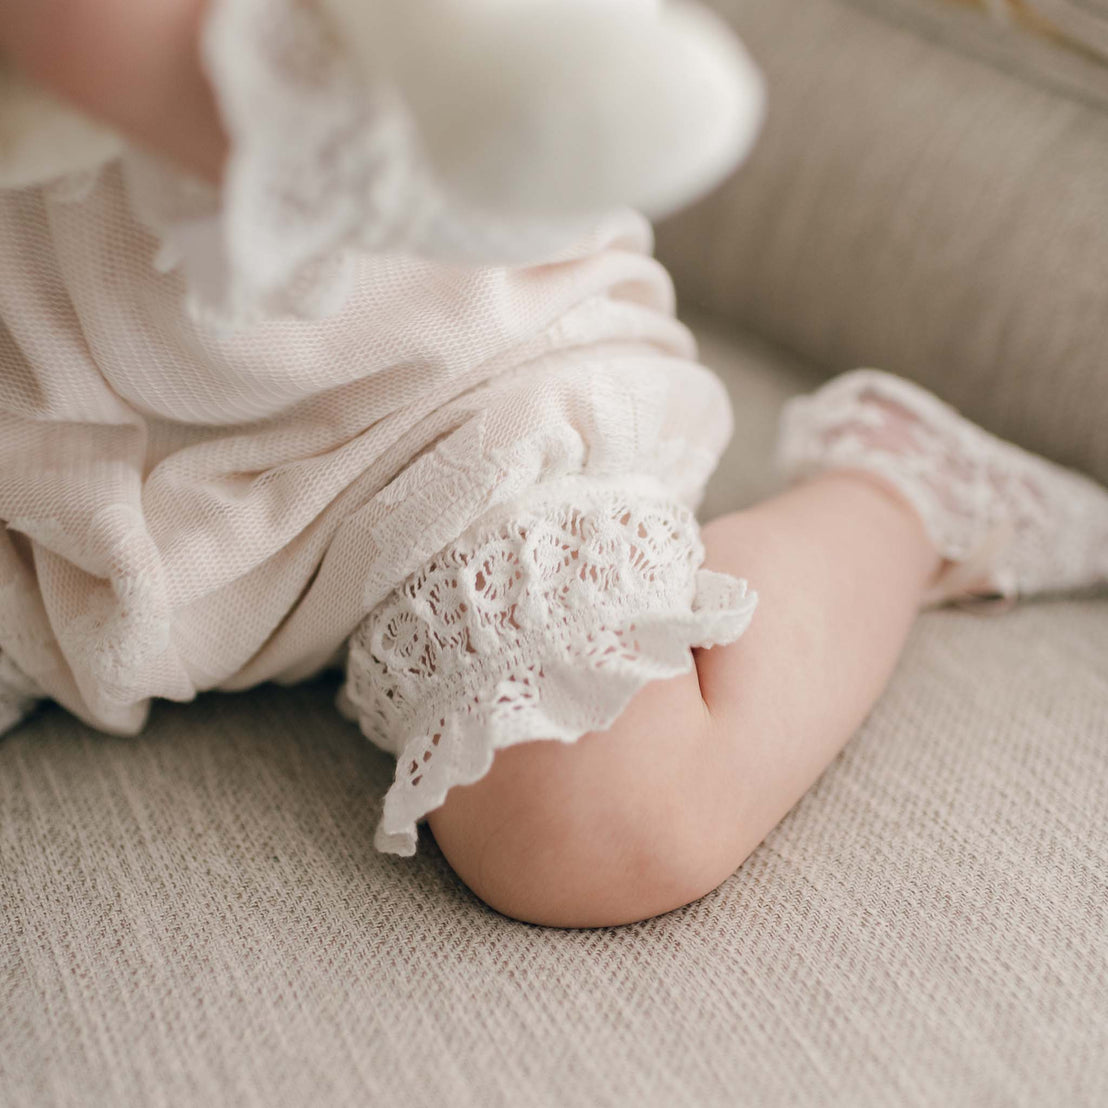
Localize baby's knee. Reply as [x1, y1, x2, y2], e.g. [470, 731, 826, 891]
[427, 692, 747, 928]
[432, 788, 724, 929]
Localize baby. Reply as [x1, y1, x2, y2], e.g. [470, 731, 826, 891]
[2, 0, 1107, 930]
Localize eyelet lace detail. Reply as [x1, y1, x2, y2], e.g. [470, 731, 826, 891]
[0, 647, 42, 734]
[776, 369, 1108, 605]
[340, 482, 757, 857]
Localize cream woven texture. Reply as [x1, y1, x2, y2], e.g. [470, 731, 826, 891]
[3, 318, 1106, 1107]
[0, 0, 750, 742]
[0, 172, 736, 736]
[657, 0, 1108, 485]
[5, 1, 1108, 1100]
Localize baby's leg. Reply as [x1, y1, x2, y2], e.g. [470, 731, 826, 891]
[428, 471, 941, 928]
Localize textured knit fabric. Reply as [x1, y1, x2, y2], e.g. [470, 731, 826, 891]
[0, 172, 747, 721]
[0, 0, 757, 854]
[657, 0, 1108, 486]
[3, 320, 1106, 1108]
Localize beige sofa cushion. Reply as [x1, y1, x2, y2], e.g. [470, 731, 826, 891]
[658, 0, 1108, 486]
[3, 316, 1106, 1107]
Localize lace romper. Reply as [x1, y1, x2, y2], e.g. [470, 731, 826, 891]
[0, 0, 757, 855]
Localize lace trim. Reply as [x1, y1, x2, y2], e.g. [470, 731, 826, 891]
[122, 0, 766, 327]
[340, 482, 757, 857]
[0, 647, 43, 734]
[123, 0, 594, 327]
[776, 369, 1108, 604]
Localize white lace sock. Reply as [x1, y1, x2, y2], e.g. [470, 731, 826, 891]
[340, 479, 757, 857]
[776, 369, 1108, 607]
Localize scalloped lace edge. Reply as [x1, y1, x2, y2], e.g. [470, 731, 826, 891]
[339, 489, 757, 857]
[343, 571, 756, 857]
[775, 368, 1108, 605]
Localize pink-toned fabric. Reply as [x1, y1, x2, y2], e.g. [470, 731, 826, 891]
[0, 171, 740, 735]
[0, 0, 759, 853]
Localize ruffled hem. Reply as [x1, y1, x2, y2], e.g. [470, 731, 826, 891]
[339, 482, 757, 857]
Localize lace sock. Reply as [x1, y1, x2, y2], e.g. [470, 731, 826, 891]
[776, 369, 1108, 607]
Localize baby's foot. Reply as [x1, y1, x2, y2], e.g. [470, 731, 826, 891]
[776, 369, 1108, 607]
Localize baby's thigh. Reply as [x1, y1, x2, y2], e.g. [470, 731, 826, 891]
[427, 666, 735, 929]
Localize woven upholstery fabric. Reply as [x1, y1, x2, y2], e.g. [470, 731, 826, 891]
[3, 317, 1106, 1108]
[656, 0, 1108, 486]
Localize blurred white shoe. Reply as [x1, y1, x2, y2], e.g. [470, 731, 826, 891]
[321, 0, 765, 222]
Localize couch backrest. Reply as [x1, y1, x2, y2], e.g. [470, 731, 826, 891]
[658, 0, 1108, 485]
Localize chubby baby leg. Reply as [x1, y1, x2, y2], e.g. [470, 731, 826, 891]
[428, 472, 942, 928]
